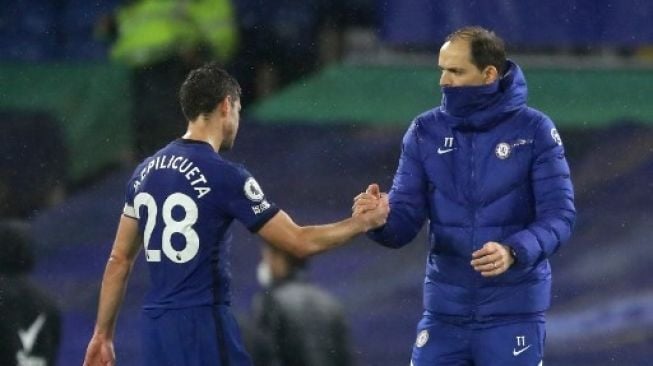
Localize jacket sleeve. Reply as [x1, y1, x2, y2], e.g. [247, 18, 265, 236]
[367, 121, 429, 248]
[503, 116, 576, 267]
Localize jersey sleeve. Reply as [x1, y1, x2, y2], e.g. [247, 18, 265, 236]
[122, 164, 144, 219]
[220, 165, 280, 232]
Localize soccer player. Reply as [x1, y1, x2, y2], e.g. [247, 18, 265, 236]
[82, 63, 389, 366]
[354, 27, 575, 365]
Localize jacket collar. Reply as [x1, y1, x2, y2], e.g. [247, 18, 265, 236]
[439, 60, 527, 131]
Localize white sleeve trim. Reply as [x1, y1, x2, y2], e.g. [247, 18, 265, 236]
[123, 203, 137, 218]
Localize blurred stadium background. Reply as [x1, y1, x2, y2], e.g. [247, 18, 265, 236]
[1, 0, 652, 365]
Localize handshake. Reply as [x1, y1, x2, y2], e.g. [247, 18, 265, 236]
[351, 183, 390, 232]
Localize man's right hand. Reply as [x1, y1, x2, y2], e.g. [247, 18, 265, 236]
[352, 184, 389, 231]
[352, 184, 380, 213]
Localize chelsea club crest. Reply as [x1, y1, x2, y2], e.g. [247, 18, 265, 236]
[495, 142, 511, 159]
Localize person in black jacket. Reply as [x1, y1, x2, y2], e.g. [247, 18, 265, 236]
[0, 220, 62, 366]
[251, 244, 353, 366]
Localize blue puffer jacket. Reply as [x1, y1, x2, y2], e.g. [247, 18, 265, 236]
[369, 60, 576, 318]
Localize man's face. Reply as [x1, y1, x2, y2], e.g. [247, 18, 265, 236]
[261, 246, 288, 282]
[438, 39, 488, 87]
[221, 97, 241, 151]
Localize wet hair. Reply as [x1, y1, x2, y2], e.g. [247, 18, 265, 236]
[0, 220, 34, 275]
[179, 62, 242, 121]
[445, 26, 507, 75]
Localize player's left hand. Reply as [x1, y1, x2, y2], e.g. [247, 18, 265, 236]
[470, 241, 515, 277]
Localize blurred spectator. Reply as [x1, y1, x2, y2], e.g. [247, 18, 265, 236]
[0, 110, 68, 219]
[0, 220, 62, 365]
[238, 313, 275, 366]
[250, 244, 353, 366]
[110, 0, 237, 67]
[110, 0, 238, 158]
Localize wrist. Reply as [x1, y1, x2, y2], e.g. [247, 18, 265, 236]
[502, 244, 517, 266]
[353, 216, 371, 233]
[93, 328, 114, 341]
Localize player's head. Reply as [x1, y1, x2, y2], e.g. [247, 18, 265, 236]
[0, 220, 34, 275]
[179, 63, 242, 150]
[257, 244, 307, 287]
[438, 26, 506, 87]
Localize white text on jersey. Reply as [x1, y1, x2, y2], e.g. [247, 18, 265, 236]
[133, 155, 211, 199]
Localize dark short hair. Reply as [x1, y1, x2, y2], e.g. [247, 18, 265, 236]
[445, 26, 507, 75]
[268, 244, 307, 270]
[179, 63, 242, 121]
[0, 220, 34, 275]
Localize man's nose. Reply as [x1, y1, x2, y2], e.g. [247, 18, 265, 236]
[439, 72, 451, 87]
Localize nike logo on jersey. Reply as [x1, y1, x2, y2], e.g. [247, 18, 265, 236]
[437, 147, 455, 154]
[513, 344, 532, 356]
[18, 313, 46, 353]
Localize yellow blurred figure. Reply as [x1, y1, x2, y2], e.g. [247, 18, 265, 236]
[111, 0, 238, 67]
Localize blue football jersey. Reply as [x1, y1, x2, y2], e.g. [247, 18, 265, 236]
[122, 139, 279, 309]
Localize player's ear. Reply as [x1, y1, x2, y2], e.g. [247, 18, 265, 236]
[218, 96, 232, 115]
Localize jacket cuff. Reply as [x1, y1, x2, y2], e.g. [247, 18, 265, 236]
[502, 230, 541, 268]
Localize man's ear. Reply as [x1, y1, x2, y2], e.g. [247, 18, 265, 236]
[484, 65, 499, 84]
[218, 95, 232, 115]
